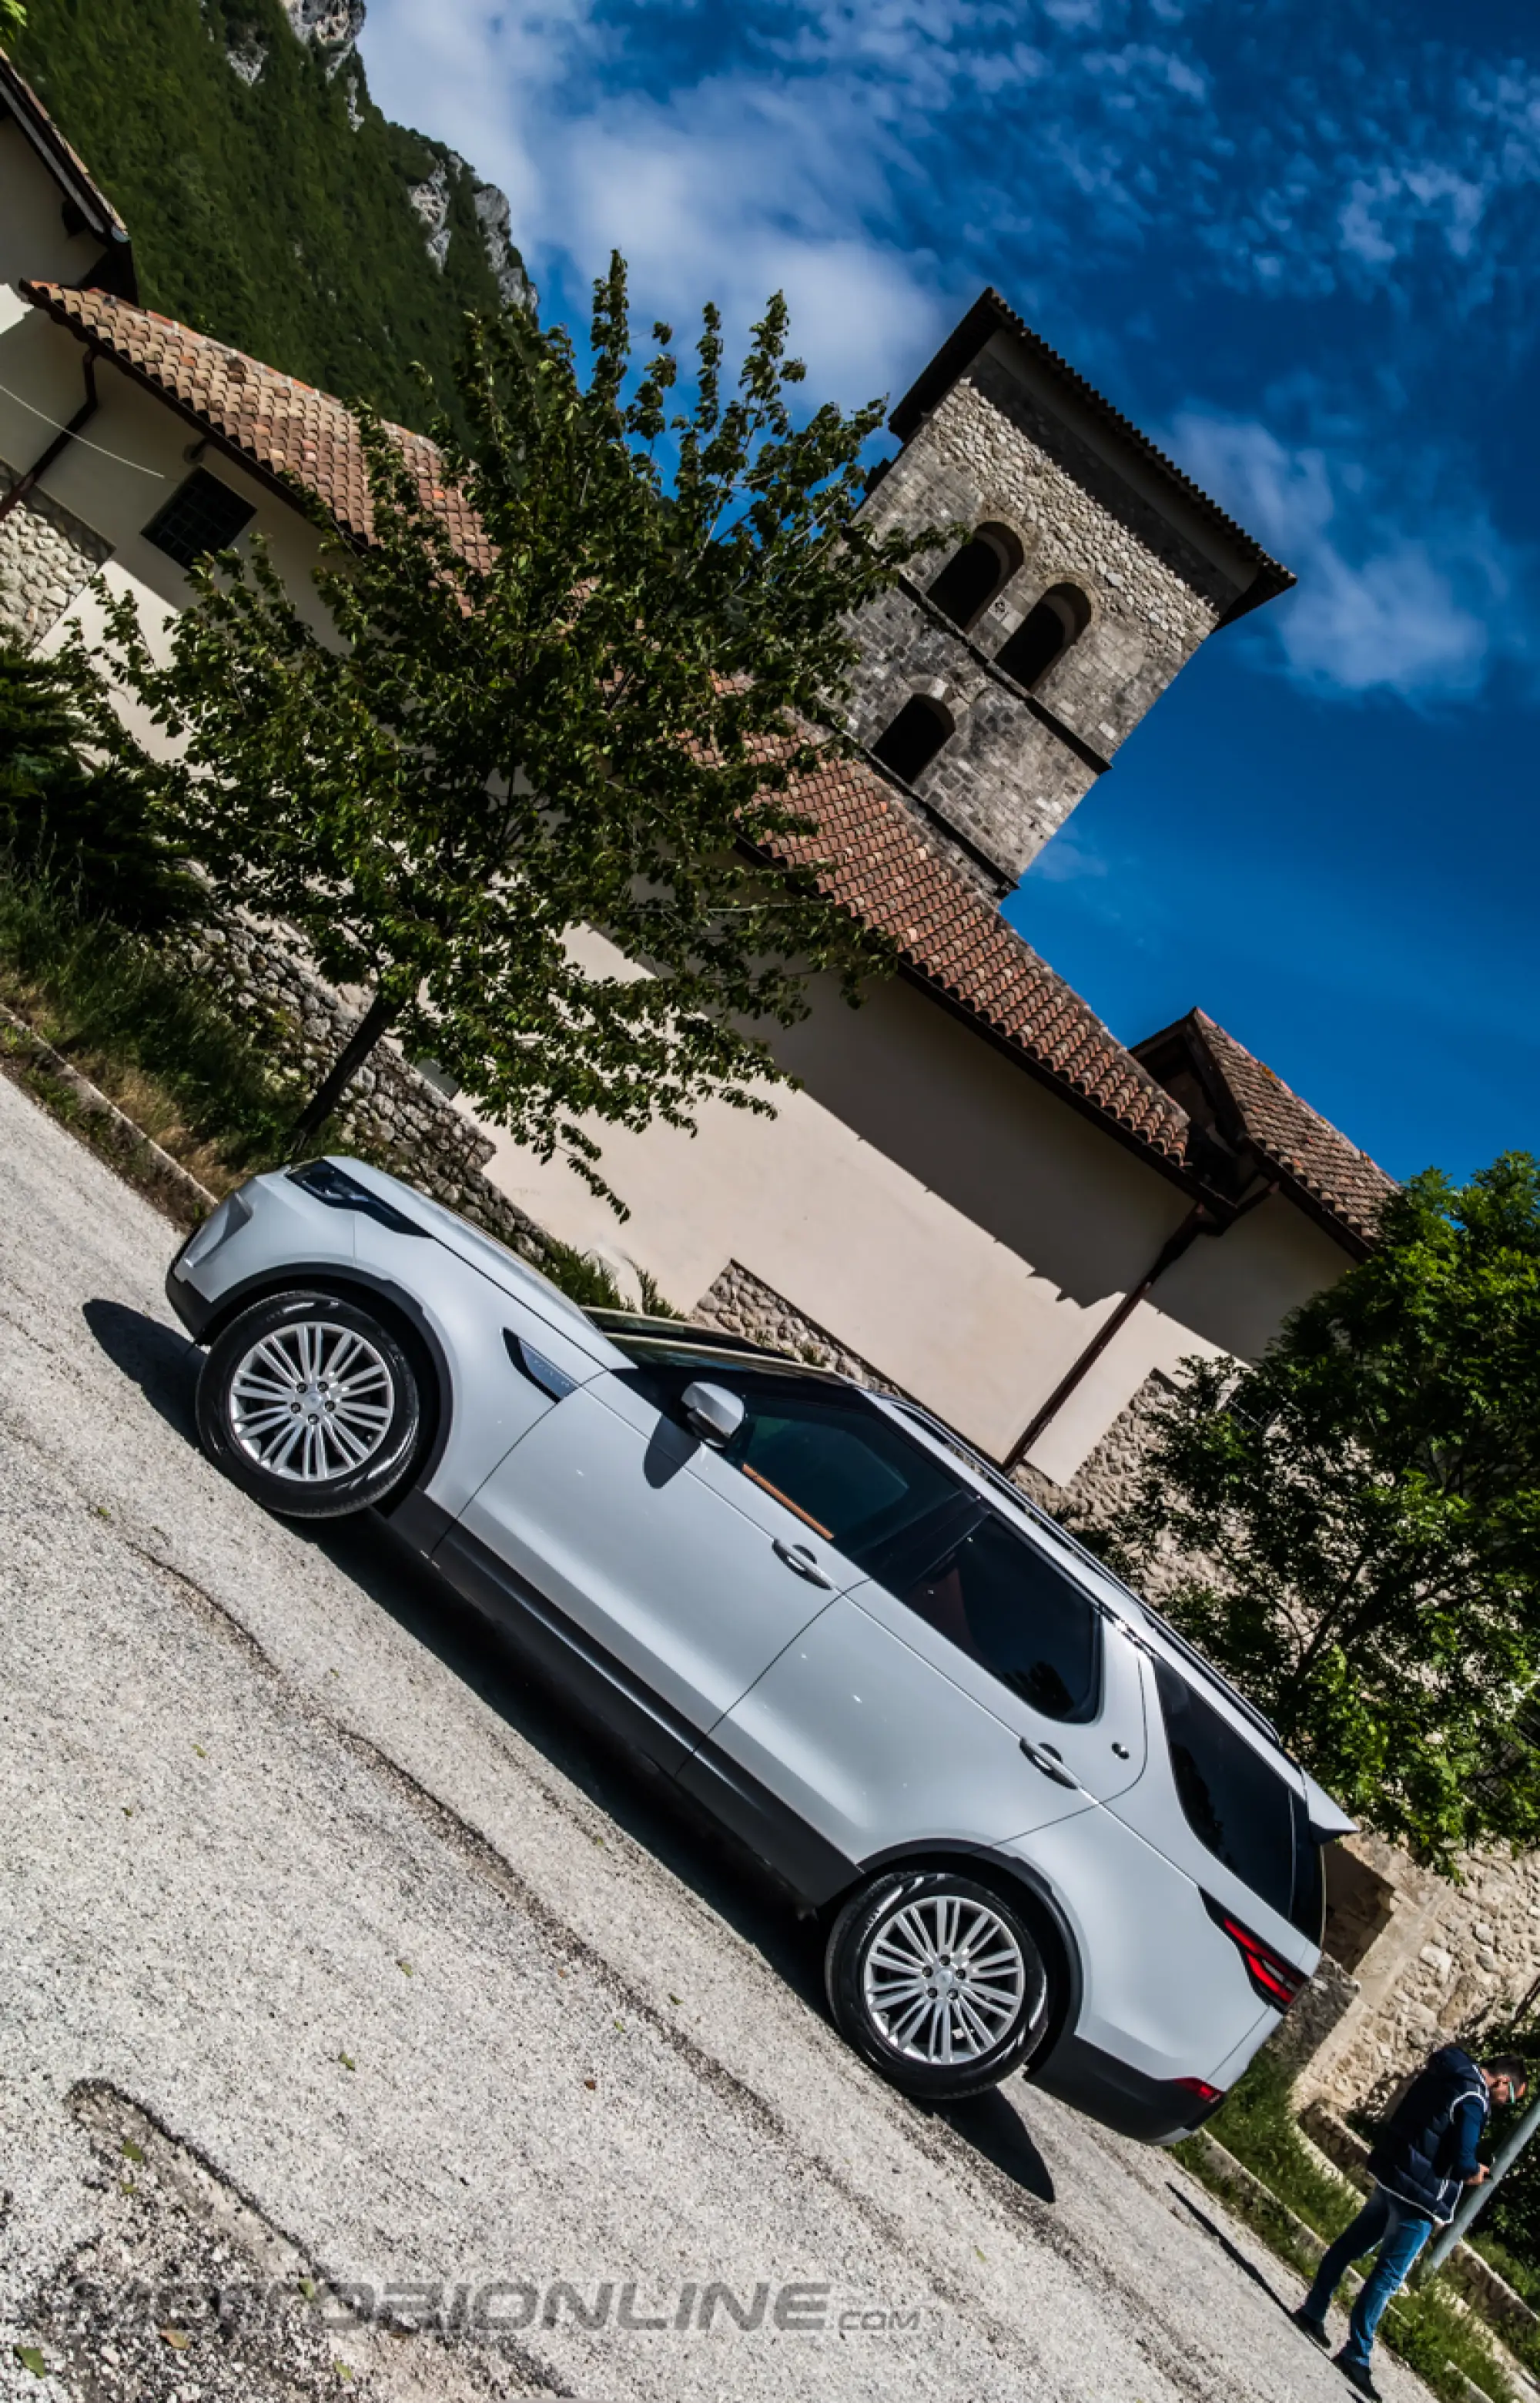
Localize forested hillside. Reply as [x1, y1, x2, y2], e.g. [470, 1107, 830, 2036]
[9, 0, 534, 430]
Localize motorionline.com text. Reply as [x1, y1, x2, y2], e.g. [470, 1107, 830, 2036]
[56, 2274, 940, 2340]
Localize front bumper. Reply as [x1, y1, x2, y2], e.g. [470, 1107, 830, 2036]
[164, 1257, 214, 1339]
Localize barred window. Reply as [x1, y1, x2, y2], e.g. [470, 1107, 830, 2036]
[142, 470, 255, 571]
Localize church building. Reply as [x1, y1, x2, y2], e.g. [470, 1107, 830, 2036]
[1, 40, 1392, 1520]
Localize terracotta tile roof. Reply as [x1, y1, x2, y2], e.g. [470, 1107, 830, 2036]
[22, 280, 1389, 1243]
[0, 51, 136, 287]
[1190, 1010, 1396, 1243]
[19, 281, 492, 569]
[889, 288, 1294, 625]
[759, 754, 1193, 1165]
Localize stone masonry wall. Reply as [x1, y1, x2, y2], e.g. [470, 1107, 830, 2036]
[852, 356, 1235, 887]
[1297, 1835, 1540, 2117]
[0, 456, 113, 648]
[691, 1257, 909, 1394]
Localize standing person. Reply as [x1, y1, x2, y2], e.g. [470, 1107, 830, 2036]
[1292, 2047, 1526, 2398]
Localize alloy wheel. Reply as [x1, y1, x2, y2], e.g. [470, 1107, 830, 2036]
[862, 1891, 1027, 2066]
[227, 1319, 396, 1484]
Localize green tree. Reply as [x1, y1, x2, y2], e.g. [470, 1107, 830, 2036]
[2, 4, 25, 42]
[1095, 1157, 1540, 1869]
[0, 639, 195, 930]
[95, 261, 939, 1191]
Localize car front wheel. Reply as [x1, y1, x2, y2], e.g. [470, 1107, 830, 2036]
[196, 1290, 424, 1521]
[825, 1869, 1050, 2100]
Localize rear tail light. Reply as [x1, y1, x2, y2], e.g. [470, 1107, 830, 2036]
[1202, 1893, 1308, 2012]
[1173, 2076, 1226, 2125]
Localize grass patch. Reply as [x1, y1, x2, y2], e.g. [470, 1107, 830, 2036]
[0, 867, 310, 1200]
[1176, 2053, 1520, 2402]
[1473, 2231, 1540, 2318]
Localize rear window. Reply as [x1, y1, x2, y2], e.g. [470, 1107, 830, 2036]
[1153, 1659, 1321, 1939]
[897, 1510, 1100, 1722]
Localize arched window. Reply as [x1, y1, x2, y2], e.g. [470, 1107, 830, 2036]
[870, 694, 953, 785]
[994, 582, 1091, 692]
[926, 521, 1023, 632]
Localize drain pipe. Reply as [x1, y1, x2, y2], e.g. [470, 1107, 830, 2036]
[1002, 1174, 1282, 1476]
[0, 346, 99, 527]
[1002, 1203, 1214, 1474]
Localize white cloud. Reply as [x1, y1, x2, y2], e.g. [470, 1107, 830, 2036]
[1169, 412, 1524, 701]
[1031, 834, 1113, 883]
[360, 0, 968, 401]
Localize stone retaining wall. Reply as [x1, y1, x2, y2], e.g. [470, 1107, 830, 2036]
[0, 456, 113, 648]
[182, 915, 560, 1274]
[691, 1258, 908, 1392]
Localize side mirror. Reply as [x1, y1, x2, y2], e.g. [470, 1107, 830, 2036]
[682, 1381, 745, 1447]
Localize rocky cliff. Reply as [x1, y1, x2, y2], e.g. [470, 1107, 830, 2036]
[253, 0, 536, 315]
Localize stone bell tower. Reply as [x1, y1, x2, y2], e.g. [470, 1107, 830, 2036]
[849, 290, 1294, 896]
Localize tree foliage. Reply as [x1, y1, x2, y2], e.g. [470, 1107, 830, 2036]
[1096, 1158, 1540, 1869]
[0, 639, 195, 929]
[95, 261, 941, 1191]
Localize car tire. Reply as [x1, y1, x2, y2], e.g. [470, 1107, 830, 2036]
[196, 1289, 424, 1521]
[825, 1869, 1050, 2101]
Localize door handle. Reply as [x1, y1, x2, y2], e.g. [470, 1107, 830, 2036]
[772, 1538, 835, 1588]
[1020, 1738, 1082, 1790]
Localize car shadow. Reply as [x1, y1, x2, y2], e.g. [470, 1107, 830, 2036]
[83, 1297, 202, 1443]
[932, 2090, 1056, 2202]
[87, 1293, 1066, 2215]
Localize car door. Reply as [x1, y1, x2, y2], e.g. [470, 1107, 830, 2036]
[694, 1494, 1148, 1869]
[446, 1348, 969, 1752]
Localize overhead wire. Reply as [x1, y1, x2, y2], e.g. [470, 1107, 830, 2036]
[0, 375, 167, 476]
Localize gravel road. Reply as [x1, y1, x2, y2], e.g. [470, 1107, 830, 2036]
[0, 1069, 1432, 2403]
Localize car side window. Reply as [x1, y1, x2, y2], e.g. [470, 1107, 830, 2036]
[611, 1350, 966, 1575]
[1152, 1659, 1307, 1930]
[896, 1508, 1101, 1722]
[720, 1389, 967, 1572]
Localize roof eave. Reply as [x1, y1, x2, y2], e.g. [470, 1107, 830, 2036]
[0, 52, 137, 296]
[889, 286, 1293, 612]
[1181, 1012, 1387, 1258]
[18, 279, 358, 537]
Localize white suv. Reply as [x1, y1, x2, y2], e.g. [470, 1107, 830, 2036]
[166, 1155, 1353, 2137]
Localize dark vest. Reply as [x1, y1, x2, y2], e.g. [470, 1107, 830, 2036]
[1367, 2046, 1490, 2224]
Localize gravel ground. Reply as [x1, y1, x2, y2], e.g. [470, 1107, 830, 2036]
[0, 1070, 1436, 2403]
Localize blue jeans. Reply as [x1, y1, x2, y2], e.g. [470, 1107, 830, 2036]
[1304, 2184, 1434, 2365]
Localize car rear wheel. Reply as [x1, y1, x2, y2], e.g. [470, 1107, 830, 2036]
[196, 1290, 423, 1521]
[825, 1869, 1050, 2100]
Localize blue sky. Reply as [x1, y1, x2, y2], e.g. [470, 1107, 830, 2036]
[359, 0, 1540, 1183]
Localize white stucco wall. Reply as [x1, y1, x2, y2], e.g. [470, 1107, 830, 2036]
[1023, 1192, 1354, 1485]
[0, 115, 105, 306]
[469, 935, 1354, 1477]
